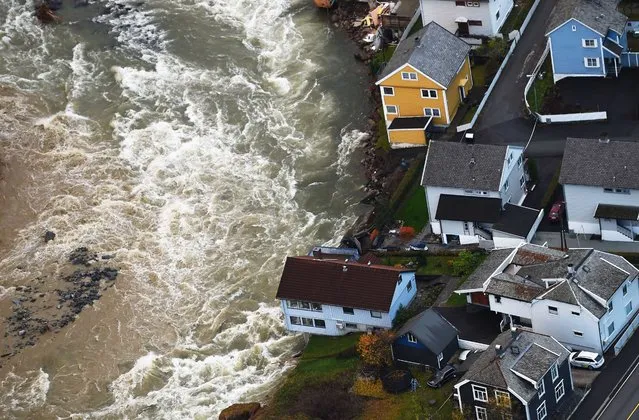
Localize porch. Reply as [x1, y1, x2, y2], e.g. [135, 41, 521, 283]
[387, 116, 433, 147]
[595, 203, 639, 242]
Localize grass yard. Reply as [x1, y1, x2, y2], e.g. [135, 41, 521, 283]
[394, 185, 429, 231]
[527, 58, 554, 113]
[416, 256, 455, 276]
[500, 0, 536, 36]
[376, 108, 391, 152]
[460, 104, 479, 125]
[471, 63, 487, 87]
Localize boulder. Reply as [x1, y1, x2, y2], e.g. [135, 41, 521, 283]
[44, 231, 56, 243]
[219, 402, 261, 420]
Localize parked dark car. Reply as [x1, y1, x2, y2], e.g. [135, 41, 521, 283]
[427, 365, 457, 388]
[548, 200, 565, 222]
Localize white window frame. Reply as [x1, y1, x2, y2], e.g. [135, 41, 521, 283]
[407, 280, 413, 292]
[520, 174, 526, 188]
[608, 322, 615, 336]
[503, 180, 509, 191]
[407, 332, 417, 343]
[290, 316, 301, 325]
[382, 86, 394, 96]
[582, 39, 598, 48]
[420, 89, 438, 99]
[345, 322, 358, 329]
[537, 379, 545, 397]
[551, 363, 559, 382]
[555, 379, 565, 402]
[517, 155, 523, 167]
[423, 107, 441, 118]
[386, 105, 398, 114]
[626, 301, 633, 316]
[623, 284, 628, 296]
[608, 301, 614, 312]
[548, 306, 558, 315]
[572, 25, 577, 31]
[472, 384, 488, 402]
[537, 400, 547, 420]
[574, 330, 584, 337]
[401, 71, 418, 80]
[584, 57, 600, 68]
[370, 310, 382, 318]
[343, 307, 355, 315]
[437, 352, 444, 362]
[314, 319, 326, 328]
[495, 390, 511, 407]
[475, 406, 487, 420]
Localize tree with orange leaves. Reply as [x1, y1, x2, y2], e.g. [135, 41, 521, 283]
[356, 330, 395, 368]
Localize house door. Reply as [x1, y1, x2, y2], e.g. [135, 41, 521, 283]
[457, 21, 469, 36]
[458, 86, 466, 102]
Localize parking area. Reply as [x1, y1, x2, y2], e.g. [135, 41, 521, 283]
[552, 69, 639, 121]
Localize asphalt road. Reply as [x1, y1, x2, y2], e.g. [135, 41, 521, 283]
[594, 361, 639, 420]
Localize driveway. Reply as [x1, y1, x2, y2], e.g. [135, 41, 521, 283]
[475, 0, 558, 131]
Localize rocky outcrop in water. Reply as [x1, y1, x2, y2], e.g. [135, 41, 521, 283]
[0, 247, 118, 364]
[219, 402, 262, 420]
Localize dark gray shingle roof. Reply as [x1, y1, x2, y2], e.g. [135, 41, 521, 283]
[541, 280, 578, 305]
[422, 141, 509, 191]
[461, 330, 570, 402]
[493, 204, 542, 238]
[379, 22, 471, 87]
[575, 250, 637, 300]
[458, 248, 515, 292]
[396, 309, 458, 354]
[511, 344, 560, 383]
[559, 138, 639, 190]
[485, 273, 544, 302]
[547, 0, 627, 36]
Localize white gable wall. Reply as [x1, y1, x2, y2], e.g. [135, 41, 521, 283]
[499, 147, 527, 205]
[598, 274, 639, 351]
[488, 295, 532, 320]
[530, 298, 601, 353]
[389, 272, 419, 320]
[420, 0, 514, 37]
[425, 185, 500, 234]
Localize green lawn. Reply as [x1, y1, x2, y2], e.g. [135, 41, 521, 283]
[471, 63, 487, 87]
[527, 58, 554, 113]
[394, 185, 428, 231]
[416, 256, 455, 276]
[301, 333, 361, 360]
[461, 104, 479, 125]
[446, 292, 468, 307]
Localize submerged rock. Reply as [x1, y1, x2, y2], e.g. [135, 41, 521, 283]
[44, 230, 56, 243]
[219, 402, 261, 420]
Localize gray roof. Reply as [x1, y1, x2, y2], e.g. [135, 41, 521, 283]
[540, 280, 578, 305]
[516, 249, 592, 284]
[568, 280, 607, 318]
[574, 250, 637, 301]
[485, 273, 544, 302]
[396, 309, 458, 354]
[511, 343, 560, 383]
[422, 141, 509, 191]
[547, 0, 627, 36]
[458, 248, 515, 292]
[461, 330, 570, 401]
[559, 138, 639, 190]
[379, 22, 471, 87]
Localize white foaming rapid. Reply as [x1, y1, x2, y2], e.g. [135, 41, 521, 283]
[0, 0, 367, 418]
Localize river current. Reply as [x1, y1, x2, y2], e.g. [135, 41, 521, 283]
[0, 0, 370, 418]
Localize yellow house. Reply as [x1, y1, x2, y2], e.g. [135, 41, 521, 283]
[376, 22, 473, 147]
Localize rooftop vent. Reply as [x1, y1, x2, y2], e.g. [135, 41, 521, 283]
[510, 327, 518, 340]
[510, 345, 520, 355]
[568, 263, 575, 276]
[342, 265, 348, 272]
[583, 265, 590, 273]
[470, 157, 476, 165]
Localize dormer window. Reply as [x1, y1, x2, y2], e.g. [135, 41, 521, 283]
[407, 333, 417, 343]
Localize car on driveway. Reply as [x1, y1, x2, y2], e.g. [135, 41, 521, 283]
[427, 365, 457, 388]
[569, 351, 604, 369]
[548, 200, 565, 222]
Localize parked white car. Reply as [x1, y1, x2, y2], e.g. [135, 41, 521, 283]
[569, 351, 604, 369]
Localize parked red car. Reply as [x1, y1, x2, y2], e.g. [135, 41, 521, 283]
[548, 201, 565, 222]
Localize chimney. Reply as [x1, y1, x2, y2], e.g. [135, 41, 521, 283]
[367, 261, 372, 266]
[495, 344, 504, 358]
[343, 265, 348, 272]
[511, 327, 518, 340]
[470, 157, 476, 165]
[567, 264, 575, 276]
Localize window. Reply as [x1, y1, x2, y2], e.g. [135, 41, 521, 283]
[574, 330, 583, 337]
[314, 319, 326, 328]
[475, 406, 487, 420]
[503, 180, 509, 191]
[584, 57, 600, 68]
[495, 390, 511, 407]
[343, 307, 355, 315]
[302, 318, 313, 327]
[507, 153, 512, 165]
[311, 303, 322, 311]
[290, 316, 301, 325]
[468, 20, 483, 26]
[288, 300, 322, 311]
[626, 301, 633, 316]
[604, 188, 613, 193]
[582, 39, 598, 48]
[555, 380, 565, 402]
[517, 155, 523, 167]
[455, 0, 465, 5]
[572, 311, 580, 316]
[551, 363, 559, 382]
[438, 352, 444, 362]
[604, 187, 630, 194]
[386, 105, 398, 114]
[537, 379, 545, 397]
[421, 89, 437, 99]
[423, 108, 441, 117]
[548, 306, 558, 315]
[537, 400, 547, 420]
[472, 384, 488, 402]
[608, 322, 615, 336]
[407, 281, 413, 292]
[496, 10, 500, 20]
[608, 301, 614, 312]
[572, 25, 577, 31]
[495, 296, 502, 303]
[345, 322, 358, 329]
[407, 333, 417, 343]
[300, 301, 311, 310]
[382, 86, 394, 96]
[623, 284, 628, 296]
[466, 1, 480, 6]
[371, 311, 382, 318]
[401, 72, 418, 80]
[520, 174, 526, 188]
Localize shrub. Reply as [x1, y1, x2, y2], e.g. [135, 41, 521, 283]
[352, 378, 387, 399]
[451, 251, 485, 277]
[392, 304, 419, 329]
[541, 166, 561, 209]
[527, 158, 539, 183]
[356, 331, 395, 369]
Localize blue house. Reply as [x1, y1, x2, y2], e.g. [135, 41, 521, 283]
[546, 0, 629, 83]
[391, 308, 459, 369]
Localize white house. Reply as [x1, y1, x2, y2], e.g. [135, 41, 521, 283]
[456, 243, 639, 354]
[421, 141, 542, 247]
[420, 0, 514, 38]
[560, 138, 639, 242]
[275, 256, 416, 336]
